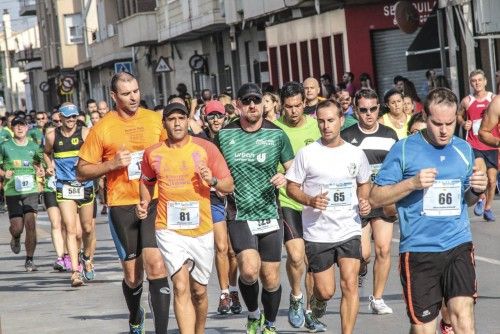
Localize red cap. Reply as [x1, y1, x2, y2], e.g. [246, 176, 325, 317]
[204, 100, 226, 115]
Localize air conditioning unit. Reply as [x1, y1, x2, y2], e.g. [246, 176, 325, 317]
[474, 0, 500, 34]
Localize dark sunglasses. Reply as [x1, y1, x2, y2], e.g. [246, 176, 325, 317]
[358, 106, 378, 114]
[64, 115, 78, 119]
[241, 96, 262, 106]
[36, 117, 45, 121]
[52, 119, 62, 123]
[206, 113, 225, 121]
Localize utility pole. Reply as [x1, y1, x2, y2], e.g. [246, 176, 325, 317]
[1, 9, 13, 113]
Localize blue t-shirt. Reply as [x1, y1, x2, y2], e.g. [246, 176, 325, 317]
[375, 132, 474, 253]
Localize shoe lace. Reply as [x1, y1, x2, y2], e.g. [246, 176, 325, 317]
[290, 297, 302, 310]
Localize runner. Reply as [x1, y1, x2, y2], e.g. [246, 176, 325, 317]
[44, 103, 95, 287]
[274, 81, 324, 331]
[28, 111, 48, 146]
[286, 99, 371, 334]
[458, 69, 498, 221]
[77, 71, 170, 334]
[341, 88, 398, 315]
[370, 87, 487, 333]
[202, 100, 242, 315]
[216, 83, 295, 334]
[137, 102, 234, 334]
[303, 77, 323, 117]
[1, 117, 45, 271]
[379, 88, 409, 140]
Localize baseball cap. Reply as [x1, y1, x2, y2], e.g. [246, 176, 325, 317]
[11, 117, 27, 127]
[163, 102, 189, 118]
[59, 104, 79, 117]
[204, 100, 226, 115]
[237, 83, 262, 100]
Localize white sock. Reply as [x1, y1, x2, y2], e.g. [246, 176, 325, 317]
[291, 293, 303, 300]
[221, 288, 229, 295]
[248, 309, 260, 320]
[229, 285, 238, 293]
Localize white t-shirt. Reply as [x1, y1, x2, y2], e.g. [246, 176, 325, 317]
[286, 140, 371, 243]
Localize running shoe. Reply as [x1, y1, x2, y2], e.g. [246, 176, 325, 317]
[439, 319, 454, 334]
[80, 254, 95, 280]
[53, 258, 66, 271]
[25, 259, 38, 272]
[358, 260, 368, 288]
[129, 306, 145, 334]
[101, 206, 107, 215]
[10, 236, 21, 254]
[217, 292, 231, 315]
[304, 311, 327, 332]
[230, 291, 242, 314]
[63, 254, 71, 271]
[473, 199, 484, 216]
[483, 209, 495, 222]
[246, 314, 264, 334]
[310, 296, 327, 319]
[262, 325, 277, 334]
[71, 271, 84, 287]
[368, 295, 393, 314]
[288, 294, 305, 328]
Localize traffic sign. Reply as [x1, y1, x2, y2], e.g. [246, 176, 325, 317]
[114, 61, 132, 74]
[155, 56, 173, 73]
[39, 81, 49, 93]
[61, 76, 74, 90]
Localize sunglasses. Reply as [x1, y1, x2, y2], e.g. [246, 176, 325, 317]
[52, 119, 62, 123]
[63, 115, 78, 119]
[241, 96, 262, 106]
[36, 117, 45, 121]
[206, 113, 225, 121]
[358, 106, 378, 114]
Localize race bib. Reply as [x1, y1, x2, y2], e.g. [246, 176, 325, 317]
[14, 175, 34, 192]
[167, 201, 200, 230]
[370, 163, 382, 182]
[472, 119, 482, 136]
[325, 181, 353, 210]
[62, 184, 84, 200]
[247, 219, 279, 235]
[128, 150, 144, 180]
[423, 179, 462, 216]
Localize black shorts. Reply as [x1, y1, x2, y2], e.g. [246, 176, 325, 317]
[399, 242, 477, 325]
[227, 219, 283, 262]
[361, 211, 398, 228]
[6, 193, 39, 219]
[56, 186, 95, 207]
[473, 148, 498, 169]
[43, 191, 58, 209]
[282, 207, 303, 243]
[108, 200, 158, 261]
[305, 236, 362, 273]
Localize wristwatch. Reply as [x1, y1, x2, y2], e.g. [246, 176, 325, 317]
[210, 177, 218, 187]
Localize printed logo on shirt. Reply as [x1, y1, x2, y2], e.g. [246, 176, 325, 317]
[71, 138, 79, 146]
[422, 310, 431, 317]
[440, 156, 446, 162]
[257, 153, 267, 163]
[304, 138, 315, 145]
[347, 162, 358, 177]
[229, 139, 236, 145]
[23, 160, 30, 167]
[13, 160, 22, 168]
[351, 138, 358, 144]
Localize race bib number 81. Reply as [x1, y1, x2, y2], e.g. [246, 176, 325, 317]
[167, 201, 200, 230]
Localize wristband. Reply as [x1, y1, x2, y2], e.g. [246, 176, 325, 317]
[470, 187, 484, 197]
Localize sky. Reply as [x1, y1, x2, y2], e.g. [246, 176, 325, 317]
[0, 0, 37, 33]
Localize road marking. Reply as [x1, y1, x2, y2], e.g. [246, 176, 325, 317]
[391, 238, 500, 266]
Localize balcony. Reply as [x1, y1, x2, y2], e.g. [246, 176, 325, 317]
[117, 11, 157, 47]
[90, 35, 132, 67]
[19, 0, 36, 16]
[158, 0, 226, 42]
[14, 47, 41, 63]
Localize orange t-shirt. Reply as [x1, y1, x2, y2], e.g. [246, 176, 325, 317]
[78, 108, 167, 206]
[141, 136, 231, 237]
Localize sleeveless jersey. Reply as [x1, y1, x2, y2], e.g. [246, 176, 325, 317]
[216, 119, 294, 221]
[382, 113, 409, 140]
[53, 127, 92, 188]
[465, 92, 499, 151]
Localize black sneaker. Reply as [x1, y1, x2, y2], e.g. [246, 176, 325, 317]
[10, 236, 21, 254]
[25, 259, 38, 272]
[230, 291, 242, 314]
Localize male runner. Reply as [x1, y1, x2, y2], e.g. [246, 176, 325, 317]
[137, 102, 234, 334]
[286, 99, 371, 334]
[340, 89, 398, 314]
[28, 111, 48, 146]
[371, 88, 487, 334]
[303, 78, 323, 117]
[274, 81, 324, 331]
[216, 83, 294, 334]
[77, 72, 170, 334]
[478, 95, 500, 148]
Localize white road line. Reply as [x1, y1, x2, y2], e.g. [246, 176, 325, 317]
[391, 238, 500, 266]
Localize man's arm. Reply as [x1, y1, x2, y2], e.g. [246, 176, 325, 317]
[457, 97, 471, 130]
[478, 95, 500, 147]
[77, 147, 131, 181]
[287, 180, 329, 210]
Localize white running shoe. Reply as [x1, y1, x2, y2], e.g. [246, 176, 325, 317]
[369, 295, 393, 315]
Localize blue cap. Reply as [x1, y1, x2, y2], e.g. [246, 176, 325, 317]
[59, 104, 79, 117]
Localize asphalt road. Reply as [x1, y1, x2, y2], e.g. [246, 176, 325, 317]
[1, 197, 499, 334]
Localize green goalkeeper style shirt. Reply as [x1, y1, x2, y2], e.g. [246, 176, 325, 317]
[0, 139, 44, 196]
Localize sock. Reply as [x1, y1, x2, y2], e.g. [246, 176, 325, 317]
[238, 277, 260, 314]
[122, 280, 143, 325]
[229, 285, 238, 293]
[148, 277, 170, 334]
[248, 309, 261, 320]
[221, 288, 229, 295]
[291, 292, 303, 300]
[305, 309, 312, 314]
[26, 256, 33, 261]
[261, 285, 282, 323]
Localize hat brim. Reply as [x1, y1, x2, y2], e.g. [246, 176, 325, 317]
[239, 92, 262, 100]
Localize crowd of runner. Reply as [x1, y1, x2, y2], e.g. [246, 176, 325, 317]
[3, 68, 500, 334]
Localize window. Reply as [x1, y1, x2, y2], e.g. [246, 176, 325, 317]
[64, 13, 83, 44]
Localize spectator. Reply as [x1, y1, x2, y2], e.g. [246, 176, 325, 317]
[379, 88, 409, 139]
[359, 72, 373, 90]
[434, 75, 450, 89]
[97, 100, 109, 117]
[403, 95, 415, 115]
[343, 71, 356, 97]
[393, 75, 405, 91]
[407, 112, 426, 135]
[263, 92, 281, 122]
[420, 69, 436, 98]
[401, 78, 423, 113]
[320, 74, 335, 98]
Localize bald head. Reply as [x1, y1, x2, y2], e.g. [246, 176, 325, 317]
[97, 100, 109, 116]
[303, 77, 321, 103]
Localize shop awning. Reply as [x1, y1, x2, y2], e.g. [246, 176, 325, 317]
[406, 7, 448, 71]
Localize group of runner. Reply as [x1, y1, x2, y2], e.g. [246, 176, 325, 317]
[3, 68, 499, 334]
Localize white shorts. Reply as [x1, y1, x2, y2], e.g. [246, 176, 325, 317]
[156, 229, 214, 285]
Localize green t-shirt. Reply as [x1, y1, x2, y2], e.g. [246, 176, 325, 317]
[0, 127, 12, 143]
[28, 127, 44, 146]
[341, 115, 358, 131]
[274, 115, 321, 211]
[216, 119, 294, 221]
[0, 139, 44, 196]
